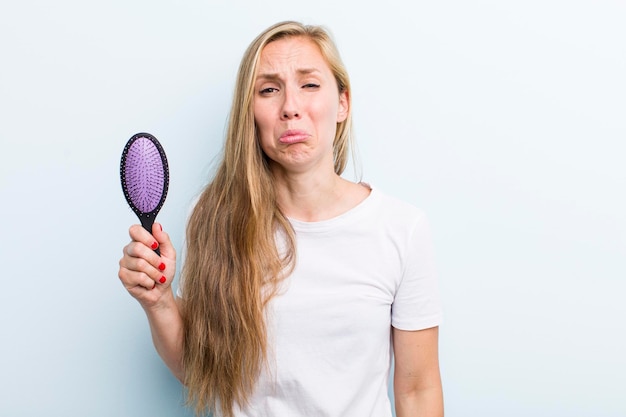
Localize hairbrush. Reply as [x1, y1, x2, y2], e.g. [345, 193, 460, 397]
[120, 132, 169, 255]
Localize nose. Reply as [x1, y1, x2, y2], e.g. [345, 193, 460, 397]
[280, 87, 300, 120]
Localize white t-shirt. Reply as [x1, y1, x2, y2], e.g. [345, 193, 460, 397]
[230, 186, 442, 416]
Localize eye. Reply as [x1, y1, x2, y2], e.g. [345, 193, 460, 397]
[302, 83, 320, 89]
[259, 87, 279, 95]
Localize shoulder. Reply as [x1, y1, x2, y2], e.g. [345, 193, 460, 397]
[367, 185, 429, 227]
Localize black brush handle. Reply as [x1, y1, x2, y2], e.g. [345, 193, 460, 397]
[139, 214, 160, 256]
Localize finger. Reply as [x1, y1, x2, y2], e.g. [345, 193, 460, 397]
[126, 278, 171, 308]
[128, 224, 160, 253]
[152, 223, 176, 260]
[118, 264, 160, 292]
[123, 240, 162, 268]
[119, 250, 170, 290]
[150, 224, 175, 286]
[123, 242, 171, 281]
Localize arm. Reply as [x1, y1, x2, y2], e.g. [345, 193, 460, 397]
[144, 290, 185, 382]
[118, 223, 185, 382]
[393, 326, 443, 417]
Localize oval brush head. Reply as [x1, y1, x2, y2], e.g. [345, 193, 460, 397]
[120, 132, 169, 254]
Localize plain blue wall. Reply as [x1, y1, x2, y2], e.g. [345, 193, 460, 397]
[1, 1, 625, 416]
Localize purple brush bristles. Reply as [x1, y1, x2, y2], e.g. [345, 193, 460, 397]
[123, 136, 165, 213]
[120, 133, 169, 247]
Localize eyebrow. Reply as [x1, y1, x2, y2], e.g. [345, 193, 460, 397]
[256, 68, 322, 81]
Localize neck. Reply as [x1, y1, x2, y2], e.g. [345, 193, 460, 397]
[270, 163, 370, 222]
[272, 166, 344, 222]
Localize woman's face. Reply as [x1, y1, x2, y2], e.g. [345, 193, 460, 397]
[253, 36, 348, 175]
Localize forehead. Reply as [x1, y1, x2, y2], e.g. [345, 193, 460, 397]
[257, 36, 329, 73]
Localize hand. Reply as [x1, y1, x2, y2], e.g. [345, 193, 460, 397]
[118, 223, 177, 309]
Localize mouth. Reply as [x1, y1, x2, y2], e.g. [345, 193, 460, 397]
[279, 130, 310, 144]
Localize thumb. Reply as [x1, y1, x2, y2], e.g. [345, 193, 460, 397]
[152, 223, 176, 261]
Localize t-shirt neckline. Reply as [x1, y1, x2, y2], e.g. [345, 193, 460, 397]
[287, 185, 378, 234]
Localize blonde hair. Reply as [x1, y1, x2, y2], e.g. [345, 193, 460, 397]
[181, 21, 354, 417]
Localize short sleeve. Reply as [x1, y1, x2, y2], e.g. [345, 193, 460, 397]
[391, 213, 443, 330]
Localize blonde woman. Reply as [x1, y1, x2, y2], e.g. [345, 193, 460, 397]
[118, 20, 443, 417]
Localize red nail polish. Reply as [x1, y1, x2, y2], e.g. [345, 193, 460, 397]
[152, 282, 156, 290]
[159, 224, 163, 231]
[158, 263, 166, 271]
[159, 276, 167, 284]
[151, 241, 158, 250]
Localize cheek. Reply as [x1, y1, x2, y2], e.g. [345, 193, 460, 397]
[256, 128, 270, 153]
[314, 100, 340, 134]
[316, 93, 341, 121]
[254, 107, 273, 137]
[254, 122, 273, 156]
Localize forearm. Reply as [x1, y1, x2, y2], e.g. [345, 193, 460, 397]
[393, 326, 443, 417]
[395, 385, 444, 417]
[143, 289, 185, 382]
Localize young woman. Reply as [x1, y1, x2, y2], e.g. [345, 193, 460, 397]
[118, 21, 443, 417]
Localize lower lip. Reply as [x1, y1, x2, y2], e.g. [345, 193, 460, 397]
[279, 134, 309, 144]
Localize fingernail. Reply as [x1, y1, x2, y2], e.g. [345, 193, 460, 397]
[159, 224, 163, 231]
[158, 262, 166, 271]
[159, 276, 167, 284]
[151, 241, 158, 250]
[152, 282, 157, 290]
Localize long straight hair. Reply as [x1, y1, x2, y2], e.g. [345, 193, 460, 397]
[181, 21, 354, 417]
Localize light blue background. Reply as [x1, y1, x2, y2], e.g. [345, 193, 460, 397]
[1, 1, 624, 416]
